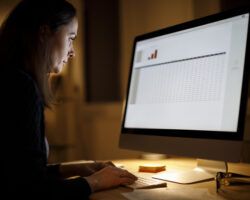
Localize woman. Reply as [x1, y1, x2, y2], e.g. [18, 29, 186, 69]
[0, 0, 136, 198]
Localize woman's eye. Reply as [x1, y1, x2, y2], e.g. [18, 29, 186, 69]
[68, 36, 76, 46]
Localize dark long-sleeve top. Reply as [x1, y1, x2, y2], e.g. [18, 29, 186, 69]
[1, 68, 91, 198]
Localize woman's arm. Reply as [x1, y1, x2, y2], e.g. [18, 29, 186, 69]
[58, 161, 115, 178]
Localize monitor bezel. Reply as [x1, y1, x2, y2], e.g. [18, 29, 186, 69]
[121, 7, 250, 142]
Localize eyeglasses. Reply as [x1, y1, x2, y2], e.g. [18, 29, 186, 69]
[216, 172, 250, 192]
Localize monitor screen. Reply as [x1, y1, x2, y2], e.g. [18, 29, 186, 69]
[120, 7, 250, 163]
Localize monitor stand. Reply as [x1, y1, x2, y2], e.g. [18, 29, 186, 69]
[152, 159, 228, 184]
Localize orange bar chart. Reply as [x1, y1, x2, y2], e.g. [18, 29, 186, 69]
[148, 49, 158, 60]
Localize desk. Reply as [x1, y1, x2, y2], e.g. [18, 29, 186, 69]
[90, 157, 250, 200]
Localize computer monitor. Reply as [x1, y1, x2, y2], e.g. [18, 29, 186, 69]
[119, 7, 250, 183]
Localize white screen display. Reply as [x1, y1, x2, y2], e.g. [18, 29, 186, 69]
[124, 14, 249, 132]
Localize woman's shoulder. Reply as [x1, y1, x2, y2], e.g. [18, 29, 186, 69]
[2, 68, 40, 98]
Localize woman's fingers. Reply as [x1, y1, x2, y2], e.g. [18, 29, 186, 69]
[119, 169, 137, 180]
[120, 177, 136, 185]
[84, 166, 137, 192]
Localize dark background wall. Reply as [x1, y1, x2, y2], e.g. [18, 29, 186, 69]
[220, 0, 250, 11]
[84, 0, 120, 102]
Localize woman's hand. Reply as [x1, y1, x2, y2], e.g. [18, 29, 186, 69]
[84, 166, 137, 192]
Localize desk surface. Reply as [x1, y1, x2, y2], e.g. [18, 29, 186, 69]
[90, 157, 250, 200]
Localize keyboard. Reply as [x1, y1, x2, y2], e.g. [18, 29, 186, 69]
[125, 176, 167, 189]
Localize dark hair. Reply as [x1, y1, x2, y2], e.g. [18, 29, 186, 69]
[0, 0, 76, 107]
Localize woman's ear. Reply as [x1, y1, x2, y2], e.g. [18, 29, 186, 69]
[39, 25, 51, 42]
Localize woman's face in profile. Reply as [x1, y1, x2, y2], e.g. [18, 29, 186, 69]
[50, 17, 78, 73]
